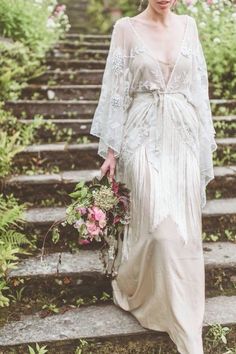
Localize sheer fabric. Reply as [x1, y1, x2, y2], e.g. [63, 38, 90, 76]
[90, 14, 217, 243]
[90, 14, 217, 354]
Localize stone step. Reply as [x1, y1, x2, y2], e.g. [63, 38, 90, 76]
[46, 58, 106, 70]
[13, 142, 101, 171]
[47, 49, 109, 60]
[0, 296, 235, 352]
[55, 40, 110, 50]
[13, 139, 236, 171]
[63, 0, 88, 6]
[5, 99, 236, 118]
[5, 166, 236, 204]
[29, 69, 104, 85]
[20, 118, 93, 141]
[64, 33, 111, 41]
[22, 84, 102, 100]
[5, 100, 97, 117]
[6, 243, 236, 299]
[23, 198, 236, 242]
[17, 116, 236, 144]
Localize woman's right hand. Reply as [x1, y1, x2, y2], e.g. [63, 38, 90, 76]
[100, 148, 117, 182]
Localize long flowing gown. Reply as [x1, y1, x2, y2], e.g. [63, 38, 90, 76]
[90, 14, 217, 354]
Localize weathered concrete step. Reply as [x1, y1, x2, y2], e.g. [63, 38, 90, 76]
[15, 116, 236, 144]
[214, 115, 236, 122]
[0, 296, 235, 352]
[5, 166, 236, 204]
[22, 84, 102, 100]
[24, 198, 236, 224]
[63, 0, 88, 7]
[64, 33, 111, 41]
[13, 139, 236, 171]
[29, 69, 104, 85]
[5, 99, 236, 117]
[23, 198, 236, 240]
[14, 142, 101, 170]
[68, 26, 100, 34]
[66, 16, 89, 26]
[208, 165, 236, 198]
[47, 49, 109, 60]
[8, 242, 236, 278]
[19, 116, 236, 125]
[5, 100, 97, 117]
[55, 40, 110, 50]
[20, 118, 93, 141]
[4, 243, 236, 303]
[46, 58, 106, 69]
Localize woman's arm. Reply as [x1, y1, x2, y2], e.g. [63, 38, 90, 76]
[190, 17, 217, 208]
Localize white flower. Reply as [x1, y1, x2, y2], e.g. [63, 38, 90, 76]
[213, 37, 221, 44]
[48, 5, 54, 13]
[199, 22, 206, 28]
[189, 6, 198, 13]
[47, 17, 57, 29]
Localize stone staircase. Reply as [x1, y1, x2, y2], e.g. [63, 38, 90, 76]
[1, 0, 236, 353]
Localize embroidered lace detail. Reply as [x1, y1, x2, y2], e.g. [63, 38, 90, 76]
[90, 15, 217, 212]
[112, 50, 124, 73]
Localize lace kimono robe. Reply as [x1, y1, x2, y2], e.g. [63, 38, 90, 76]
[90, 14, 217, 354]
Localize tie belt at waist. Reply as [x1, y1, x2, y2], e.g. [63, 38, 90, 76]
[132, 90, 187, 105]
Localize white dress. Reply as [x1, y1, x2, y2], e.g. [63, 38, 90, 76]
[90, 14, 217, 354]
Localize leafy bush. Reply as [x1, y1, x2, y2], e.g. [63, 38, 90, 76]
[0, 0, 69, 56]
[176, 0, 236, 99]
[0, 107, 43, 178]
[0, 194, 29, 307]
[0, 0, 70, 100]
[0, 40, 41, 100]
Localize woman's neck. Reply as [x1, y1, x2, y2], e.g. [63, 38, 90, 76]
[141, 6, 174, 27]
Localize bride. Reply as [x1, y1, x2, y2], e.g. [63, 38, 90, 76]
[90, 0, 217, 353]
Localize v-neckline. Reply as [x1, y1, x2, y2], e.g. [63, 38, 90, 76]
[127, 15, 189, 91]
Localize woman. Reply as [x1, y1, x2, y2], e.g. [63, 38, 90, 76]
[90, 0, 217, 353]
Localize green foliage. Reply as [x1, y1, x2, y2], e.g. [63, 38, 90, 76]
[205, 323, 231, 347]
[75, 339, 90, 354]
[0, 194, 30, 307]
[0, 131, 24, 178]
[0, 0, 70, 100]
[28, 343, 48, 354]
[0, 40, 41, 100]
[176, 0, 236, 99]
[0, 0, 67, 56]
[0, 107, 43, 178]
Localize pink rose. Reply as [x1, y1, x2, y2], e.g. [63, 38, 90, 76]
[87, 206, 106, 227]
[87, 207, 96, 221]
[86, 221, 100, 236]
[93, 206, 106, 221]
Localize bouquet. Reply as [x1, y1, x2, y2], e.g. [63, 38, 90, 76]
[42, 172, 131, 278]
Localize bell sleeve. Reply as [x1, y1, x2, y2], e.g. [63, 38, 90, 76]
[90, 18, 130, 160]
[190, 18, 218, 209]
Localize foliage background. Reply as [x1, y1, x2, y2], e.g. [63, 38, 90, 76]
[88, 0, 236, 99]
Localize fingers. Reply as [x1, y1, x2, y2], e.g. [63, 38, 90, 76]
[100, 158, 116, 181]
[100, 160, 109, 177]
